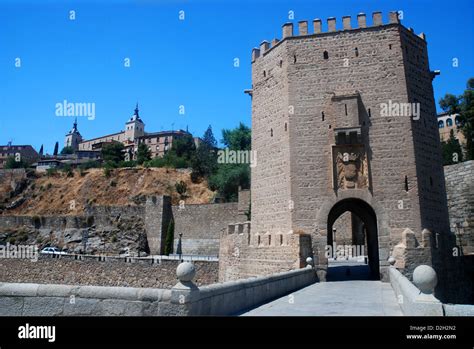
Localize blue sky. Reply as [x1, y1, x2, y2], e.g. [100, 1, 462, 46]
[0, 0, 473, 153]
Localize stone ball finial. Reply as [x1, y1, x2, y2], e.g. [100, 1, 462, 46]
[413, 265, 438, 294]
[176, 262, 196, 282]
[388, 256, 396, 266]
[306, 257, 313, 267]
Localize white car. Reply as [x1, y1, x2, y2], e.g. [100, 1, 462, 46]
[40, 247, 67, 255]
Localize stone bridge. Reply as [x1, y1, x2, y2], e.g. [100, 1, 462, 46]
[2, 259, 473, 316]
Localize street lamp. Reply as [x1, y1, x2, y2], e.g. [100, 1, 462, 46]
[332, 227, 337, 260]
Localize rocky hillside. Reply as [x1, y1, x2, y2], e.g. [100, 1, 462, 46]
[0, 167, 214, 216]
[0, 216, 147, 256]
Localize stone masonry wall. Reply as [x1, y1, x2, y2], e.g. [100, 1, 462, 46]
[218, 222, 313, 282]
[1, 198, 242, 256]
[332, 211, 352, 245]
[250, 13, 450, 281]
[85, 205, 145, 229]
[0, 205, 144, 231]
[145, 196, 172, 255]
[172, 202, 243, 256]
[401, 26, 450, 236]
[284, 21, 421, 265]
[0, 256, 218, 288]
[444, 161, 474, 255]
[251, 38, 293, 234]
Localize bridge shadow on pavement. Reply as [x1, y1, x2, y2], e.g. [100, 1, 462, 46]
[327, 261, 373, 281]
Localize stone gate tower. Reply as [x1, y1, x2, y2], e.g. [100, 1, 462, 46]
[249, 11, 451, 282]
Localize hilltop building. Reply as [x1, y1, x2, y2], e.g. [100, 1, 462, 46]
[64, 104, 198, 159]
[0, 143, 39, 169]
[438, 112, 466, 146]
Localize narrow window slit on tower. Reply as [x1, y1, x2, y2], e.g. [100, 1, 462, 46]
[284, 123, 287, 131]
[322, 111, 325, 121]
[293, 55, 297, 63]
[279, 60, 283, 67]
[405, 176, 409, 192]
[263, 70, 266, 77]
[270, 128, 273, 137]
[323, 51, 329, 60]
[389, 44, 392, 50]
[355, 47, 359, 57]
[280, 235, 283, 246]
[344, 104, 348, 116]
[368, 108, 371, 118]
[268, 235, 271, 246]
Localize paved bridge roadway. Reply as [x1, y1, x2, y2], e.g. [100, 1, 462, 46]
[242, 261, 403, 316]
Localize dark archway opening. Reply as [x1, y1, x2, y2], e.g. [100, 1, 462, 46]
[327, 198, 380, 281]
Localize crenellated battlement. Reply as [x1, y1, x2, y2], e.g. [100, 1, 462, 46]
[252, 11, 426, 62]
[219, 222, 313, 281]
[391, 228, 434, 277]
[226, 222, 301, 247]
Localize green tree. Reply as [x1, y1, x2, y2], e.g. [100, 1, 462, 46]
[207, 123, 252, 201]
[145, 151, 188, 169]
[164, 219, 175, 256]
[439, 78, 474, 160]
[468, 78, 474, 90]
[191, 125, 218, 179]
[60, 146, 74, 155]
[4, 156, 27, 169]
[441, 129, 463, 165]
[202, 125, 217, 148]
[61, 164, 74, 177]
[136, 143, 151, 165]
[53, 142, 59, 156]
[172, 134, 196, 160]
[439, 94, 460, 115]
[460, 79, 474, 160]
[222, 122, 251, 151]
[101, 142, 124, 166]
[208, 163, 250, 201]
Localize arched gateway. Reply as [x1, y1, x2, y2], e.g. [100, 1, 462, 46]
[326, 198, 380, 280]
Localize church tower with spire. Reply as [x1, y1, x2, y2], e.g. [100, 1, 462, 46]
[125, 103, 145, 142]
[64, 118, 83, 151]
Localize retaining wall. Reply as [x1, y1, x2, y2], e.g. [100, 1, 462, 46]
[0, 255, 218, 289]
[0, 265, 316, 316]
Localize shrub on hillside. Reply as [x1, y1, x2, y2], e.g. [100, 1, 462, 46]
[118, 160, 137, 168]
[103, 166, 112, 178]
[61, 164, 74, 177]
[175, 181, 187, 198]
[78, 160, 101, 170]
[46, 168, 58, 177]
